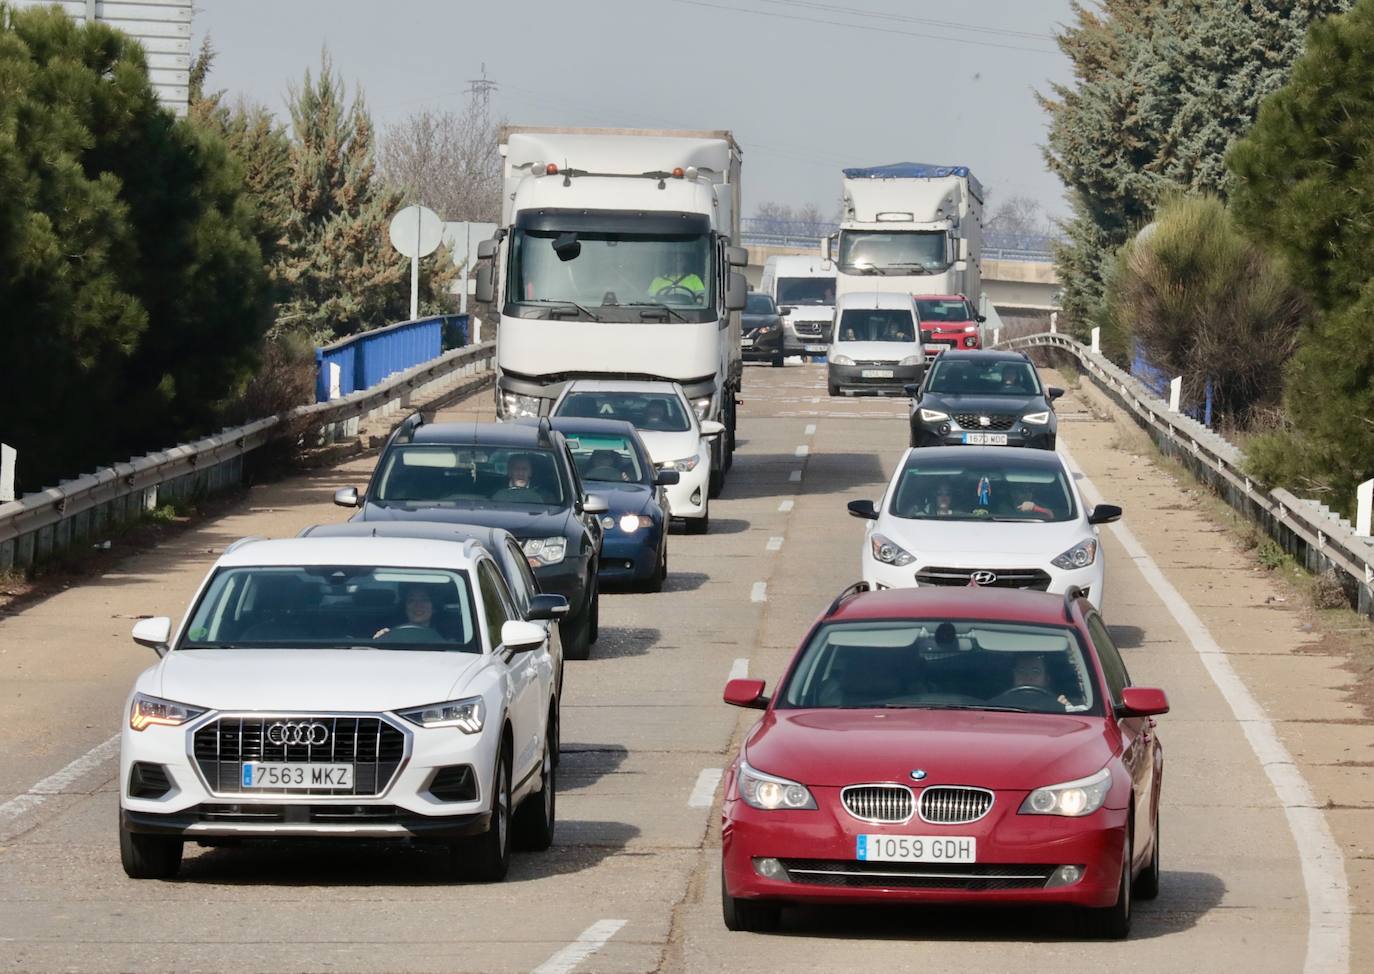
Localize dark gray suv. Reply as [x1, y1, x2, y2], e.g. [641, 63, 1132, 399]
[908, 350, 1063, 450]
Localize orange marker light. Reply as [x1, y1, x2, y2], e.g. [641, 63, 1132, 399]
[672, 167, 685, 178]
[546, 163, 559, 175]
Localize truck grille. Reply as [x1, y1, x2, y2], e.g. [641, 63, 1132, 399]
[914, 567, 1052, 591]
[954, 413, 1017, 431]
[192, 715, 407, 797]
[778, 859, 1053, 891]
[842, 784, 914, 823]
[919, 786, 994, 824]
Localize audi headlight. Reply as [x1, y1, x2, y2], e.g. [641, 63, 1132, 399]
[738, 759, 816, 811]
[899, 355, 924, 366]
[619, 513, 652, 532]
[1020, 767, 1112, 817]
[398, 696, 485, 733]
[919, 408, 949, 422]
[1051, 538, 1097, 570]
[689, 395, 712, 421]
[1022, 411, 1051, 425]
[130, 693, 206, 731]
[830, 353, 854, 366]
[499, 392, 542, 419]
[522, 536, 567, 566]
[658, 455, 701, 473]
[870, 532, 916, 567]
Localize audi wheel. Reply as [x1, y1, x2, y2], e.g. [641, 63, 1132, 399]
[454, 744, 511, 882]
[513, 712, 556, 851]
[119, 813, 183, 880]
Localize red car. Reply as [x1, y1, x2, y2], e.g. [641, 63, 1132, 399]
[720, 584, 1167, 938]
[915, 294, 983, 355]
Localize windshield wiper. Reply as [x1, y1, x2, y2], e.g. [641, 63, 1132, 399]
[919, 704, 1031, 713]
[625, 302, 688, 323]
[526, 298, 600, 321]
[884, 261, 931, 273]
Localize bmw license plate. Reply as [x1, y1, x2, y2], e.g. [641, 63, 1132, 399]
[861, 369, 894, 379]
[804, 344, 828, 352]
[242, 762, 353, 789]
[741, 338, 754, 347]
[857, 834, 976, 863]
[963, 432, 1008, 445]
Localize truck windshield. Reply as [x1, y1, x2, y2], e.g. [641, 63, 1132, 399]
[838, 230, 949, 275]
[776, 277, 835, 306]
[509, 230, 713, 312]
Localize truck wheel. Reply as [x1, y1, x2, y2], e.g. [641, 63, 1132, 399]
[119, 816, 183, 879]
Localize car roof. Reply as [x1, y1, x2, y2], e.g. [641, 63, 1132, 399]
[913, 294, 968, 301]
[548, 416, 644, 438]
[930, 349, 1029, 364]
[297, 521, 516, 550]
[836, 291, 916, 311]
[562, 380, 685, 395]
[410, 421, 552, 448]
[216, 536, 487, 569]
[898, 444, 1067, 469]
[827, 586, 1078, 628]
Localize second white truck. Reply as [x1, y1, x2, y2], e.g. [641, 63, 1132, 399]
[759, 254, 836, 359]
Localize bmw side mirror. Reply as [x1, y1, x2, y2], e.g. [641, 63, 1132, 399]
[131, 616, 172, 656]
[475, 265, 495, 304]
[333, 487, 360, 509]
[847, 499, 879, 520]
[501, 619, 546, 653]
[656, 469, 681, 486]
[583, 493, 610, 515]
[1048, 387, 1065, 401]
[1117, 686, 1169, 718]
[1088, 503, 1122, 525]
[527, 594, 570, 621]
[724, 678, 769, 710]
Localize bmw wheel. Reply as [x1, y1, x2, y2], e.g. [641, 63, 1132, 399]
[721, 865, 780, 932]
[1081, 830, 1132, 939]
[1134, 817, 1161, 900]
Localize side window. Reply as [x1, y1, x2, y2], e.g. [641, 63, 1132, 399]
[505, 540, 539, 614]
[1085, 613, 1130, 706]
[477, 561, 514, 648]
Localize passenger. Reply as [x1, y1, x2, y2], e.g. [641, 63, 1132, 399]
[1009, 483, 1054, 519]
[374, 586, 440, 640]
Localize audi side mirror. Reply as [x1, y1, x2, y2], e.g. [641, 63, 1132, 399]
[131, 616, 172, 656]
[656, 469, 681, 486]
[724, 678, 769, 710]
[1088, 503, 1122, 525]
[501, 619, 546, 653]
[848, 499, 879, 520]
[333, 487, 360, 508]
[1118, 686, 1169, 718]
[527, 594, 570, 621]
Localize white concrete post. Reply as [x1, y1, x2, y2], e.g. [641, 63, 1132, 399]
[472, 317, 482, 344]
[328, 362, 342, 401]
[0, 443, 15, 502]
[1357, 478, 1373, 537]
[993, 327, 1000, 346]
[1091, 327, 1101, 354]
[1050, 312, 1058, 334]
[1168, 376, 1182, 413]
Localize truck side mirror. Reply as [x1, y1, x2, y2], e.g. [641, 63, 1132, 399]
[725, 272, 747, 311]
[726, 245, 748, 267]
[475, 265, 495, 304]
[820, 236, 832, 263]
[477, 238, 498, 260]
[958, 238, 969, 261]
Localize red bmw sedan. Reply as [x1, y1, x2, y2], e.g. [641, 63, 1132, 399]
[720, 584, 1167, 938]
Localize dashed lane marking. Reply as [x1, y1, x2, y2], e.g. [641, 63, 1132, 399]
[766, 537, 784, 552]
[750, 581, 768, 603]
[778, 499, 795, 513]
[0, 734, 119, 827]
[688, 768, 724, 808]
[729, 658, 749, 680]
[788, 470, 802, 482]
[805, 424, 816, 435]
[532, 919, 629, 974]
[794, 444, 810, 457]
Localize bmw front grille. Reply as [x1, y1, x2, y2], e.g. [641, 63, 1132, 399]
[919, 786, 994, 825]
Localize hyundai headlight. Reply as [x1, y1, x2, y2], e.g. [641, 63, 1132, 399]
[899, 355, 924, 366]
[500, 392, 542, 419]
[398, 696, 485, 733]
[870, 532, 916, 567]
[919, 408, 949, 423]
[738, 759, 816, 811]
[1020, 767, 1112, 817]
[658, 455, 700, 473]
[1051, 538, 1097, 570]
[522, 536, 568, 566]
[1022, 411, 1051, 425]
[830, 353, 854, 366]
[689, 395, 712, 421]
[130, 693, 206, 731]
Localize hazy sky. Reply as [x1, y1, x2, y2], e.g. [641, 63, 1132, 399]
[195, 0, 1076, 221]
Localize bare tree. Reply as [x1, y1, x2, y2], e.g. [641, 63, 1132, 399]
[751, 200, 834, 237]
[985, 195, 1052, 237]
[379, 92, 502, 222]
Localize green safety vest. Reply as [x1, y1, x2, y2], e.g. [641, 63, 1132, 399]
[649, 273, 706, 296]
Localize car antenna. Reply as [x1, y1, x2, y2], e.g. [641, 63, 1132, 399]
[825, 580, 870, 616]
[1062, 585, 1084, 622]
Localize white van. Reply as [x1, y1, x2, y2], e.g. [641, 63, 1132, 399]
[760, 255, 836, 359]
[827, 291, 927, 396]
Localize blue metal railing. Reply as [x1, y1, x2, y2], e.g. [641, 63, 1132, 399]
[1131, 345, 1213, 427]
[315, 315, 468, 403]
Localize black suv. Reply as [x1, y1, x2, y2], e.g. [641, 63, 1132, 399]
[907, 349, 1063, 450]
[334, 415, 607, 658]
[742, 292, 785, 367]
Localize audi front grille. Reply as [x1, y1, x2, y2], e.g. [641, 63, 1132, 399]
[778, 859, 1054, 891]
[841, 784, 914, 824]
[953, 413, 1017, 431]
[192, 715, 408, 797]
[914, 567, 1052, 591]
[919, 786, 994, 825]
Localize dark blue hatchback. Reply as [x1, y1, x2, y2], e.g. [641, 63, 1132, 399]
[551, 417, 678, 591]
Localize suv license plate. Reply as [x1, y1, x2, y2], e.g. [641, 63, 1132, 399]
[804, 344, 828, 352]
[857, 834, 976, 863]
[242, 762, 354, 789]
[963, 433, 1008, 445]
[861, 369, 894, 379]
[741, 338, 754, 347]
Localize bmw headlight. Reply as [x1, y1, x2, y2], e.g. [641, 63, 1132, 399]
[398, 696, 485, 733]
[870, 532, 916, 567]
[658, 455, 701, 473]
[1051, 538, 1097, 570]
[1022, 411, 1051, 425]
[689, 395, 712, 422]
[500, 392, 542, 419]
[522, 536, 568, 566]
[919, 408, 950, 423]
[129, 693, 206, 731]
[738, 759, 816, 811]
[830, 353, 854, 366]
[1020, 767, 1112, 817]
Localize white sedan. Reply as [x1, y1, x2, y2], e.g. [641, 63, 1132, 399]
[847, 446, 1121, 608]
[552, 379, 722, 534]
[118, 536, 561, 881]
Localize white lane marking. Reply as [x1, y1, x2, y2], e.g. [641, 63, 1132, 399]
[1058, 440, 1349, 974]
[729, 658, 749, 680]
[805, 424, 817, 435]
[778, 499, 795, 513]
[794, 444, 810, 457]
[0, 734, 119, 824]
[750, 581, 768, 603]
[689, 768, 724, 808]
[532, 919, 628, 974]
[788, 469, 802, 482]
[766, 536, 784, 552]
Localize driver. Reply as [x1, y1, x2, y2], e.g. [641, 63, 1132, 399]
[649, 251, 705, 302]
[1000, 365, 1030, 393]
[643, 399, 671, 430]
[929, 482, 957, 517]
[492, 453, 546, 503]
[374, 586, 439, 640]
[1008, 654, 1086, 711]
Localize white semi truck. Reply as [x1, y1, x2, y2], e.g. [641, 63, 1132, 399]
[476, 127, 747, 493]
[823, 162, 983, 306]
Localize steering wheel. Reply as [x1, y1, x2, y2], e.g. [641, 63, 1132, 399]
[375, 624, 442, 643]
[655, 284, 697, 304]
[992, 685, 1058, 706]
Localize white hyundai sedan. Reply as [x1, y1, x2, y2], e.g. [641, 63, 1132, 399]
[118, 536, 562, 882]
[552, 379, 723, 534]
[847, 446, 1121, 608]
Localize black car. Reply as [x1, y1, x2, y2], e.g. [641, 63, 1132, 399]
[334, 414, 607, 659]
[742, 292, 785, 367]
[907, 349, 1063, 450]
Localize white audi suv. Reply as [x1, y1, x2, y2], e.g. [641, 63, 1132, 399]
[118, 536, 563, 881]
[848, 446, 1121, 608]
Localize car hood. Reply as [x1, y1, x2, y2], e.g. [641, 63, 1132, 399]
[635, 429, 702, 464]
[921, 393, 1043, 415]
[787, 308, 834, 322]
[745, 708, 1115, 789]
[357, 503, 571, 541]
[833, 341, 919, 362]
[742, 313, 780, 330]
[876, 514, 1089, 559]
[156, 648, 488, 712]
[579, 480, 657, 516]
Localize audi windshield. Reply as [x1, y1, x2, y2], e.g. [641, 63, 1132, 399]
[176, 566, 481, 653]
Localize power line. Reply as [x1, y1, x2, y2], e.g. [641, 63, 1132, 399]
[759, 0, 1056, 43]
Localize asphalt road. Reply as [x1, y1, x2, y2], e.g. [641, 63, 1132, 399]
[0, 363, 1328, 973]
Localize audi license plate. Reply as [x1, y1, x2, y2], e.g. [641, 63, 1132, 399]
[242, 762, 353, 789]
[741, 338, 754, 347]
[804, 344, 828, 352]
[861, 369, 894, 379]
[857, 834, 976, 863]
[963, 432, 1008, 445]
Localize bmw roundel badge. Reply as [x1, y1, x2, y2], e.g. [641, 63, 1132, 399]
[910, 769, 928, 781]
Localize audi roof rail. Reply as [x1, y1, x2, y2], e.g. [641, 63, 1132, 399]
[1062, 585, 1086, 622]
[825, 580, 871, 617]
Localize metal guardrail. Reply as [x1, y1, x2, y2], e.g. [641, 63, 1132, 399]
[0, 342, 496, 573]
[316, 315, 469, 403]
[998, 332, 1374, 617]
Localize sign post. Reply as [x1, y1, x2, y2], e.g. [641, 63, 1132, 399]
[0, 443, 14, 503]
[388, 205, 443, 320]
